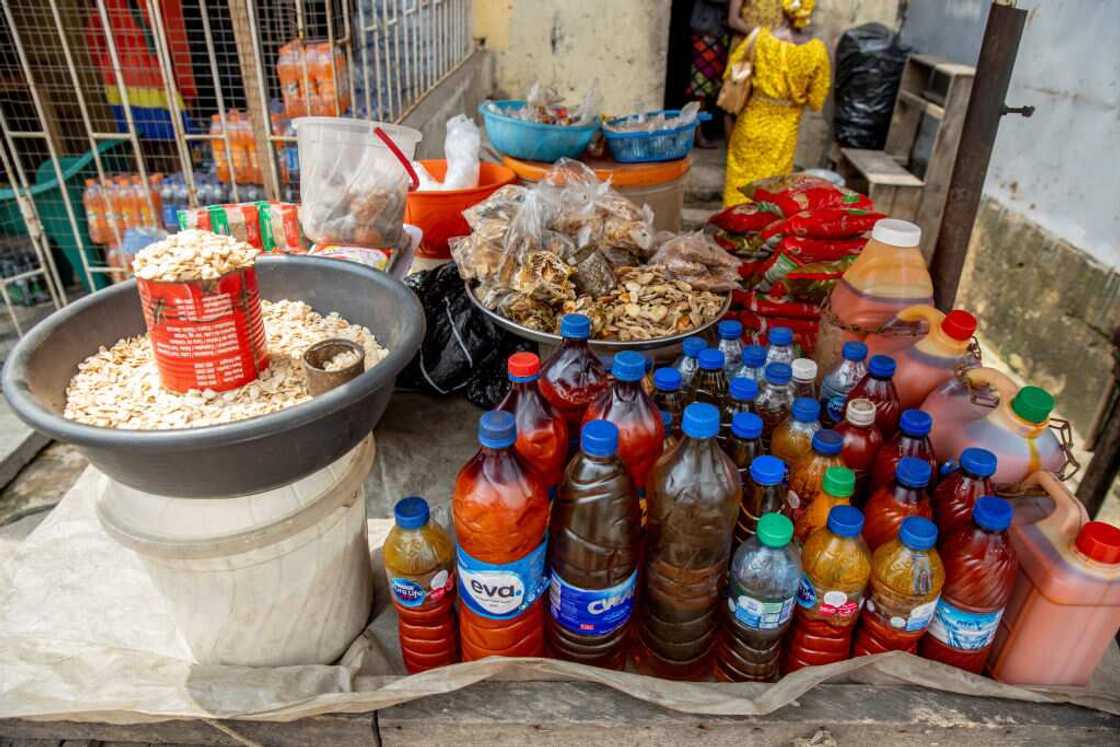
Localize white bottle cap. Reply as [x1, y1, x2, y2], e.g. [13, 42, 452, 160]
[846, 398, 877, 426]
[792, 358, 817, 382]
[871, 218, 922, 248]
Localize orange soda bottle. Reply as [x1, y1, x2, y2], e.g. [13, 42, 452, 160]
[117, 176, 139, 230]
[853, 516, 944, 655]
[210, 114, 230, 183]
[277, 40, 306, 118]
[134, 176, 155, 228]
[771, 397, 821, 467]
[788, 430, 844, 529]
[862, 456, 933, 552]
[496, 352, 568, 495]
[82, 179, 106, 244]
[383, 496, 458, 673]
[795, 464, 855, 544]
[453, 411, 550, 660]
[784, 504, 871, 673]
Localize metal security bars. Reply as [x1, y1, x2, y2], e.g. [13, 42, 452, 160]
[0, 0, 472, 329]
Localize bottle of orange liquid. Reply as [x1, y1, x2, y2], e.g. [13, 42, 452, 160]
[82, 179, 106, 244]
[789, 430, 845, 529]
[853, 516, 944, 656]
[784, 504, 871, 673]
[453, 410, 550, 660]
[383, 496, 458, 673]
[210, 114, 230, 183]
[771, 397, 821, 467]
[277, 40, 306, 118]
[496, 352, 568, 496]
[794, 464, 855, 544]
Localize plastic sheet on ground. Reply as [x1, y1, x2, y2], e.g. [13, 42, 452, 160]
[1, 466, 1119, 724]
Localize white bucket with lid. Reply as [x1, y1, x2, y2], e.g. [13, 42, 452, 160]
[96, 437, 375, 667]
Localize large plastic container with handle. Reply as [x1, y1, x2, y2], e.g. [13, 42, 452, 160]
[96, 437, 375, 667]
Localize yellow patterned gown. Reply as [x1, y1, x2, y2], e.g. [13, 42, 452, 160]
[722, 29, 831, 206]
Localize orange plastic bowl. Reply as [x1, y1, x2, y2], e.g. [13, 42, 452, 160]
[405, 160, 517, 259]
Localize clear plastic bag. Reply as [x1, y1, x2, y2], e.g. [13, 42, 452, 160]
[413, 115, 481, 191]
[649, 230, 741, 293]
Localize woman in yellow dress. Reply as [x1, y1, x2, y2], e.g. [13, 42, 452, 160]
[722, 0, 831, 206]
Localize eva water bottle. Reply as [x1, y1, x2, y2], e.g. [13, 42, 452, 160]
[674, 335, 706, 389]
[819, 341, 868, 426]
[539, 313, 610, 434]
[453, 411, 550, 660]
[497, 352, 569, 494]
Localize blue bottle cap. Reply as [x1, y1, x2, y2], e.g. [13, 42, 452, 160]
[560, 313, 591, 340]
[812, 429, 843, 456]
[743, 344, 767, 367]
[972, 495, 1012, 532]
[842, 341, 868, 362]
[770, 326, 793, 346]
[653, 367, 682, 392]
[899, 516, 938, 551]
[682, 402, 720, 439]
[718, 319, 743, 340]
[765, 361, 792, 385]
[899, 409, 933, 437]
[750, 455, 786, 486]
[581, 419, 619, 458]
[895, 456, 932, 489]
[612, 351, 646, 382]
[698, 348, 725, 371]
[682, 336, 706, 358]
[827, 504, 864, 537]
[729, 376, 758, 402]
[478, 410, 516, 449]
[393, 496, 430, 530]
[868, 354, 896, 379]
[792, 397, 821, 422]
[960, 447, 997, 478]
[732, 411, 763, 439]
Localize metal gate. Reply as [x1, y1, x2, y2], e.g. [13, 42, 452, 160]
[0, 0, 472, 331]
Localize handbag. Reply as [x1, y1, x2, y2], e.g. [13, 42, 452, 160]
[717, 27, 761, 115]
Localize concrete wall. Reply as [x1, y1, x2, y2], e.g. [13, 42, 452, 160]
[401, 50, 493, 160]
[472, 0, 671, 114]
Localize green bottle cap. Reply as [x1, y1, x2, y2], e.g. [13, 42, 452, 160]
[1011, 386, 1054, 424]
[757, 512, 794, 548]
[822, 466, 856, 498]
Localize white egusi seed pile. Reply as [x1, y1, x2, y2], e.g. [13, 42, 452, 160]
[322, 348, 363, 372]
[63, 300, 388, 429]
[132, 229, 260, 282]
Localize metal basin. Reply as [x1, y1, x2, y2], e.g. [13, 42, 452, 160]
[2, 255, 424, 498]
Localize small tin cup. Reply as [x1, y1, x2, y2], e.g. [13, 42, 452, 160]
[302, 338, 366, 396]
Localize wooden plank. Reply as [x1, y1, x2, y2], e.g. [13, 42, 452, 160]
[840, 148, 923, 187]
[916, 72, 974, 261]
[899, 90, 945, 121]
[378, 681, 1120, 746]
[884, 89, 923, 160]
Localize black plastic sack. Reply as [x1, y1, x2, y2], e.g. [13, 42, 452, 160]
[400, 262, 534, 409]
[833, 23, 911, 149]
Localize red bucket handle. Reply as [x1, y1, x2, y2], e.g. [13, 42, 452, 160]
[374, 126, 420, 191]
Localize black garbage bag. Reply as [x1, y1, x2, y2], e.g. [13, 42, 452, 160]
[833, 23, 911, 149]
[400, 262, 534, 409]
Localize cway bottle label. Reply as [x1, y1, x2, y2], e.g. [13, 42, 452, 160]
[730, 583, 795, 630]
[549, 569, 638, 636]
[456, 540, 549, 620]
[928, 600, 1004, 650]
[390, 568, 454, 609]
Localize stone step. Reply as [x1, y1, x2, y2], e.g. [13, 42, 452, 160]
[681, 204, 720, 232]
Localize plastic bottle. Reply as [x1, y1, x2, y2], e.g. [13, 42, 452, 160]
[920, 496, 1017, 674]
[640, 354, 656, 397]
[540, 314, 610, 437]
[790, 433, 847, 537]
[549, 420, 641, 669]
[932, 447, 997, 537]
[771, 397, 821, 467]
[277, 40, 306, 118]
[819, 341, 868, 427]
[721, 376, 758, 439]
[496, 352, 569, 495]
[732, 343, 768, 383]
[862, 456, 934, 552]
[853, 516, 944, 655]
[82, 179, 107, 244]
[383, 496, 458, 673]
[674, 335, 705, 389]
[736, 454, 788, 546]
[661, 410, 678, 452]
[117, 175, 140, 230]
[835, 398, 883, 504]
[815, 219, 934, 377]
[726, 411, 764, 486]
[652, 367, 685, 435]
[756, 362, 794, 445]
[210, 114, 230, 182]
[688, 348, 729, 408]
[867, 306, 980, 410]
[847, 354, 901, 439]
[636, 402, 741, 679]
[717, 319, 744, 373]
[453, 411, 550, 660]
[869, 409, 936, 493]
[714, 513, 801, 682]
[134, 176, 155, 228]
[792, 358, 818, 400]
[785, 504, 872, 672]
[989, 472, 1120, 686]
[765, 326, 795, 367]
[583, 351, 665, 517]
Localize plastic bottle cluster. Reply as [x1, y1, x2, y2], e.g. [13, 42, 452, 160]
[82, 174, 165, 245]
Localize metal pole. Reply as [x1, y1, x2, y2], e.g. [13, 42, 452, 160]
[929, 1, 1028, 310]
[1077, 327, 1120, 519]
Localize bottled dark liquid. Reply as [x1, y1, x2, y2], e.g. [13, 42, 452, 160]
[870, 409, 936, 493]
[687, 348, 728, 407]
[652, 367, 685, 436]
[721, 376, 758, 440]
[846, 354, 901, 439]
[725, 411, 764, 487]
[539, 314, 609, 436]
[932, 447, 997, 537]
[735, 454, 788, 546]
[862, 456, 933, 552]
[834, 398, 883, 505]
[549, 420, 642, 669]
[756, 362, 794, 447]
[497, 352, 569, 493]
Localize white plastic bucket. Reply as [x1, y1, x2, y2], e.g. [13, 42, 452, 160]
[96, 437, 376, 667]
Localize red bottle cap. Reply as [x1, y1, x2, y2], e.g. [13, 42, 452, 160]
[1076, 521, 1120, 564]
[941, 310, 977, 341]
[507, 351, 540, 379]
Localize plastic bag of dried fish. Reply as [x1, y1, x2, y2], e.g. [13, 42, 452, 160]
[543, 159, 655, 258]
[649, 230, 742, 293]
